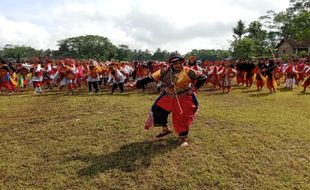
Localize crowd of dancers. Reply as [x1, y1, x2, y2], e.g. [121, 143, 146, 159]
[0, 55, 309, 95]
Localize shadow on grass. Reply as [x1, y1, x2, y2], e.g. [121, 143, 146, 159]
[232, 85, 247, 89]
[28, 90, 140, 97]
[248, 92, 272, 97]
[72, 138, 178, 176]
[241, 89, 259, 93]
[198, 88, 220, 92]
[206, 92, 227, 96]
[278, 87, 294, 92]
[298, 92, 310, 96]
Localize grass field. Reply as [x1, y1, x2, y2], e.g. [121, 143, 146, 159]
[0, 85, 309, 189]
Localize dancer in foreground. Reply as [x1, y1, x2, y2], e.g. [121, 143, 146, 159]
[136, 53, 207, 147]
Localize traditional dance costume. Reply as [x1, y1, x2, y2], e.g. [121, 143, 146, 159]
[0, 65, 13, 93]
[108, 66, 125, 93]
[30, 64, 44, 93]
[136, 54, 207, 146]
[302, 65, 310, 93]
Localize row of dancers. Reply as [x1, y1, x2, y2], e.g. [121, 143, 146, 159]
[0, 56, 309, 95]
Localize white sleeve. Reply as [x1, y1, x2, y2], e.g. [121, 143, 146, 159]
[107, 74, 113, 83]
[72, 68, 78, 74]
[208, 67, 214, 75]
[117, 70, 125, 82]
[305, 66, 310, 73]
[35, 65, 41, 72]
[292, 65, 298, 73]
[22, 63, 33, 69]
[282, 64, 289, 73]
[47, 65, 52, 72]
[217, 68, 224, 75]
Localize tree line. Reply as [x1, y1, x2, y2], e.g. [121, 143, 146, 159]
[230, 0, 309, 59]
[0, 35, 231, 62]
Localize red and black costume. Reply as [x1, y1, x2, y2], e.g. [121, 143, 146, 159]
[136, 54, 207, 145]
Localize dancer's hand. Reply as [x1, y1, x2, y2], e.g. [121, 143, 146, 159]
[187, 87, 196, 95]
[128, 81, 136, 88]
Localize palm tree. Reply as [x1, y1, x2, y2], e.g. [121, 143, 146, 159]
[233, 20, 247, 40]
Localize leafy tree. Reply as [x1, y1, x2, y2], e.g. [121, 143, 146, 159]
[287, 0, 310, 15]
[185, 49, 231, 61]
[1, 44, 40, 61]
[288, 11, 310, 41]
[247, 21, 269, 56]
[132, 49, 152, 61]
[231, 37, 257, 59]
[57, 35, 118, 60]
[151, 48, 170, 61]
[259, 0, 310, 43]
[233, 20, 247, 40]
[248, 21, 267, 41]
[116, 44, 133, 61]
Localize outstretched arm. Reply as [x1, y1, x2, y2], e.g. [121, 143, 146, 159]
[188, 70, 207, 89]
[136, 76, 155, 89]
[136, 69, 162, 89]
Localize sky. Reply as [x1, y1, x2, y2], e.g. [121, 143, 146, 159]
[0, 0, 290, 54]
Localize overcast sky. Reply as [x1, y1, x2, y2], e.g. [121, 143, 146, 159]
[0, 0, 290, 54]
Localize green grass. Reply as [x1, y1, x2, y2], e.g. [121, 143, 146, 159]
[0, 85, 309, 189]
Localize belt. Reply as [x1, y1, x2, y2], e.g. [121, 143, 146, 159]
[165, 87, 192, 97]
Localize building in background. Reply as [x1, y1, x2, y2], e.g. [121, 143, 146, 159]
[276, 39, 310, 57]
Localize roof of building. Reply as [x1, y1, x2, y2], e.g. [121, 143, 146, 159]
[276, 38, 310, 48]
